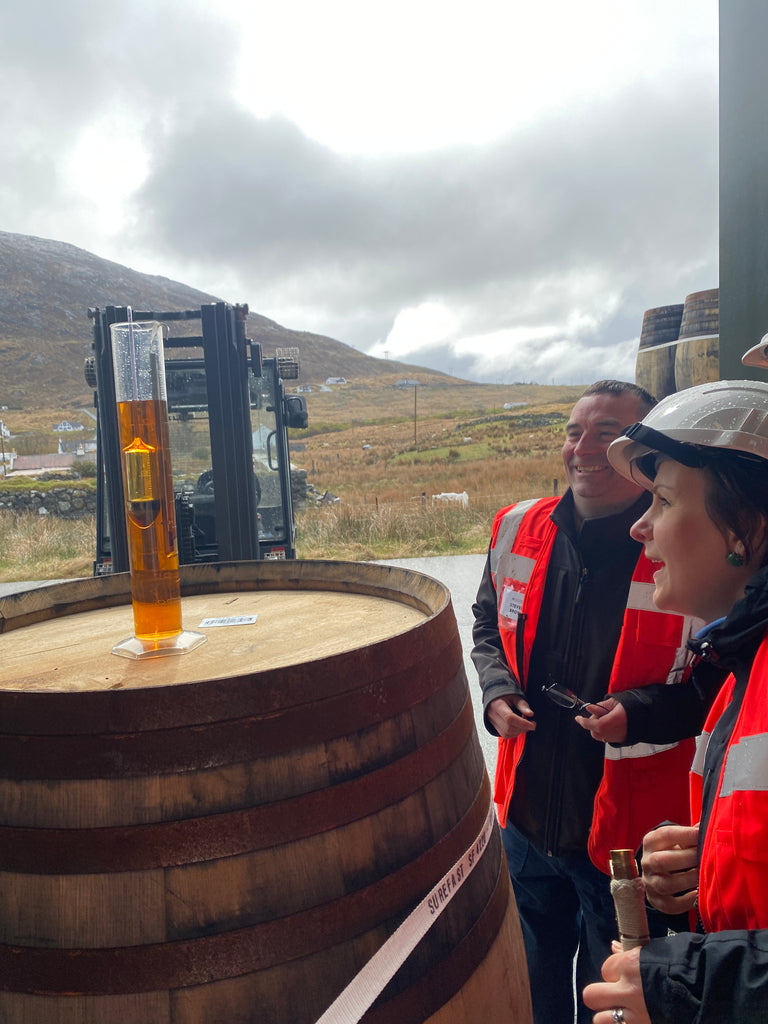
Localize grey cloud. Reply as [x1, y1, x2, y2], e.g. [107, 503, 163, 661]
[0, 0, 718, 384]
[129, 70, 717, 370]
[0, 0, 236, 107]
[0, 0, 238, 222]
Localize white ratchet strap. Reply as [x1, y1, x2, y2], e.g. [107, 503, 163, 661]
[314, 802, 496, 1024]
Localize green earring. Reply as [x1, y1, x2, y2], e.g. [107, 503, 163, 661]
[727, 551, 745, 567]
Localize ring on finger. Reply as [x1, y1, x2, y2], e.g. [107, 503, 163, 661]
[611, 1010, 626, 1024]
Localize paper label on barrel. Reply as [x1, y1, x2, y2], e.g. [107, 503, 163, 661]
[199, 615, 259, 627]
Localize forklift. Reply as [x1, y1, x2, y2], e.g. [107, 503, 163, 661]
[85, 301, 308, 574]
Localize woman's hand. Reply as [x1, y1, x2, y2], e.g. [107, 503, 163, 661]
[487, 695, 536, 737]
[641, 823, 699, 914]
[576, 698, 628, 743]
[582, 943, 651, 1024]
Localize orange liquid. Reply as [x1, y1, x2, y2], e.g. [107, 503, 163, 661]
[117, 399, 182, 641]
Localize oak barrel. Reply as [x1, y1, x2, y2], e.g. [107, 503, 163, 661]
[0, 561, 531, 1024]
[634, 304, 683, 401]
[677, 288, 719, 340]
[675, 334, 720, 391]
[673, 288, 720, 392]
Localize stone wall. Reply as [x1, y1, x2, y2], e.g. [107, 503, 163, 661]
[0, 486, 97, 518]
[0, 474, 306, 519]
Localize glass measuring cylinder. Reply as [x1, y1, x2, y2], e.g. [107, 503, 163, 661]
[111, 319, 182, 643]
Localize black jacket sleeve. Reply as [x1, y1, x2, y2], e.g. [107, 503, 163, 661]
[470, 547, 524, 735]
[611, 658, 727, 745]
[640, 928, 768, 1022]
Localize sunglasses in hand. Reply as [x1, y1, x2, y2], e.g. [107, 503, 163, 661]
[541, 681, 609, 718]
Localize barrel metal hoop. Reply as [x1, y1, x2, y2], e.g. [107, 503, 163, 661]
[0, 776, 493, 995]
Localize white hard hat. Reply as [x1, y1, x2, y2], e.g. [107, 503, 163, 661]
[608, 379, 768, 489]
[742, 333, 768, 368]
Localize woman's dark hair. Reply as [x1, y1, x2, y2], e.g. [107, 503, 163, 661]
[703, 454, 768, 566]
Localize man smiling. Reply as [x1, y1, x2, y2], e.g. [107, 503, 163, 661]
[472, 380, 702, 1023]
[562, 388, 653, 524]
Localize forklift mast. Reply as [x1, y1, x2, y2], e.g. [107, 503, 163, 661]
[86, 301, 307, 574]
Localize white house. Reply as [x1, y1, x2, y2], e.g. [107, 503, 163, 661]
[58, 437, 97, 456]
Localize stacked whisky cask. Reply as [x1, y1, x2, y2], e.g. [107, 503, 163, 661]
[635, 288, 719, 400]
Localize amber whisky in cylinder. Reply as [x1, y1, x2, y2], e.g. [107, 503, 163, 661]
[117, 397, 182, 640]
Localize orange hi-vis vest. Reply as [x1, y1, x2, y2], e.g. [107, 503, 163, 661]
[690, 637, 768, 931]
[490, 497, 700, 873]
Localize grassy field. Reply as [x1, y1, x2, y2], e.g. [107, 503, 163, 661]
[294, 377, 580, 503]
[0, 510, 97, 582]
[0, 380, 583, 580]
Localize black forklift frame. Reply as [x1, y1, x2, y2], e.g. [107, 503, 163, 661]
[88, 301, 304, 573]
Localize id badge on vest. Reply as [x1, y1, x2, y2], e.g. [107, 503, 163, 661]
[499, 578, 525, 633]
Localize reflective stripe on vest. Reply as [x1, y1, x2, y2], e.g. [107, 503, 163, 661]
[490, 498, 539, 587]
[495, 552, 535, 588]
[690, 727, 712, 782]
[626, 581, 658, 613]
[721, 732, 768, 796]
[604, 740, 680, 761]
[688, 681, 731, 830]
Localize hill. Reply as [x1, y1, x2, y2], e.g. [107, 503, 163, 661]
[0, 231, 456, 409]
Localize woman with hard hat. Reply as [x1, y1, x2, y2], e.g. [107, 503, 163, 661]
[583, 375, 768, 1023]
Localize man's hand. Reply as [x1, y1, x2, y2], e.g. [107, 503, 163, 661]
[641, 823, 699, 915]
[487, 695, 536, 737]
[576, 698, 628, 744]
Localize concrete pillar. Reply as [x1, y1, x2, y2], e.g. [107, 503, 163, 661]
[719, 1, 768, 381]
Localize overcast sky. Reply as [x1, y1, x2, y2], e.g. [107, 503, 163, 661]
[1, 0, 718, 384]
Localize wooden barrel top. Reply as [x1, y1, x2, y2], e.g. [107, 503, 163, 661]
[0, 561, 439, 694]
